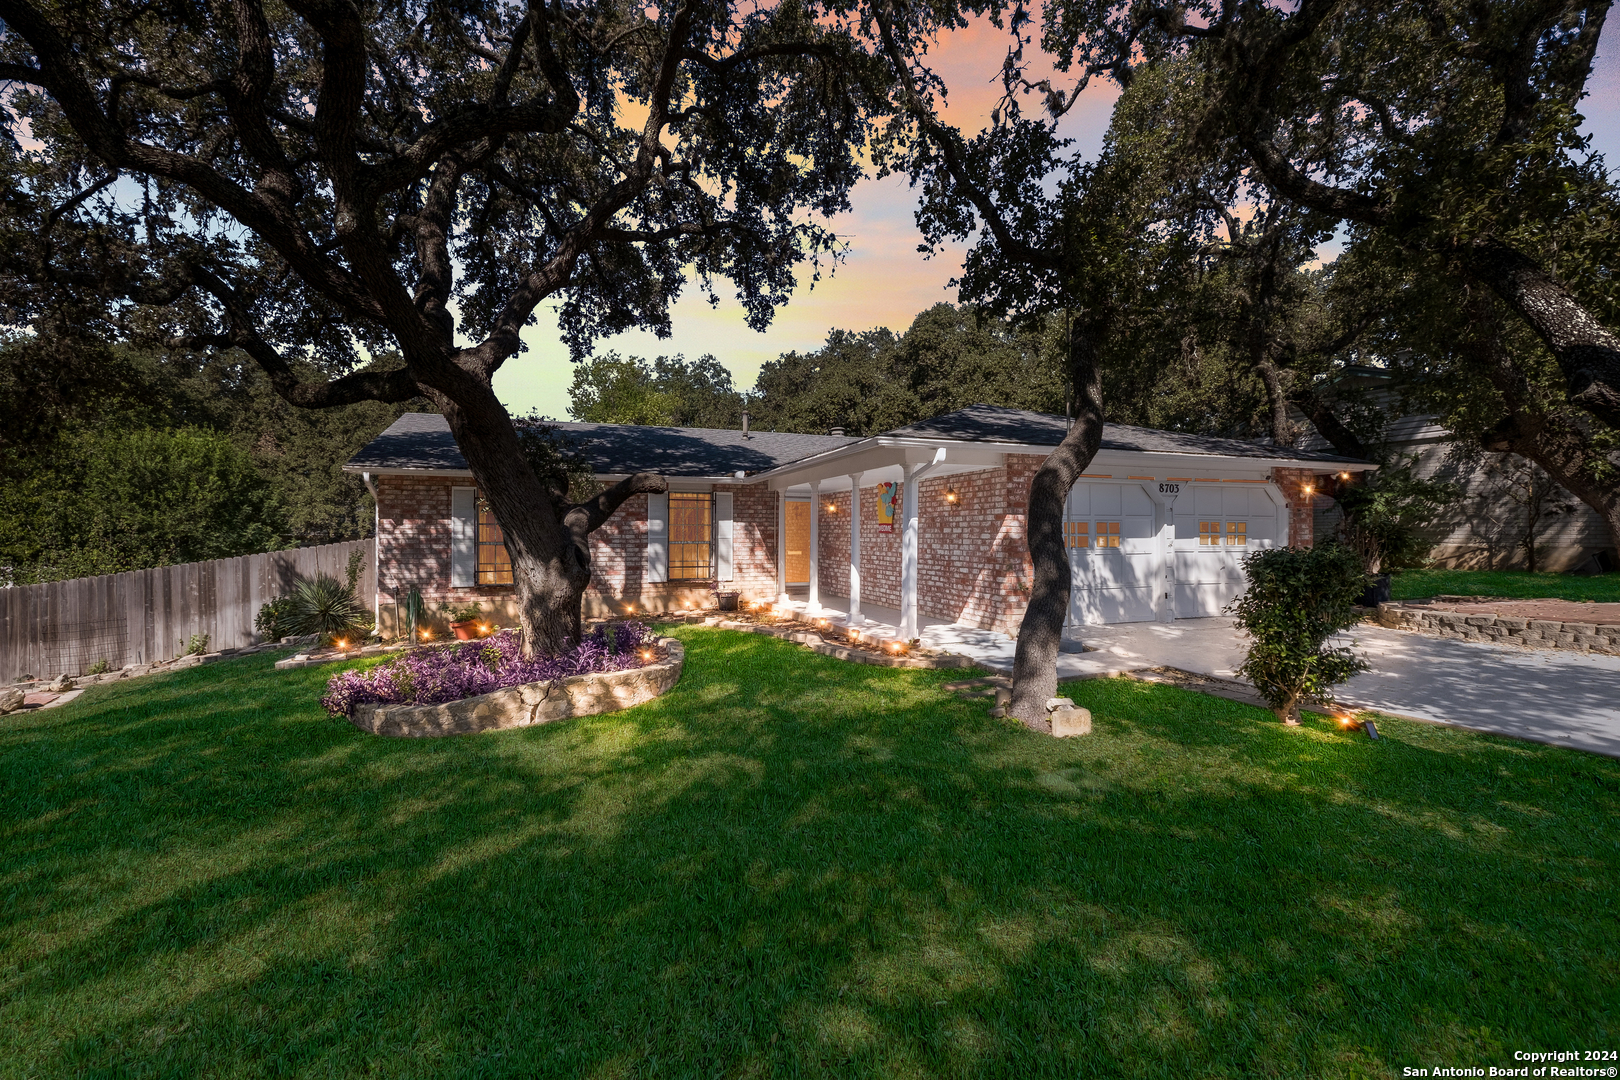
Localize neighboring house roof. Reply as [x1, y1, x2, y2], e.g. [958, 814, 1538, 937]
[880, 405, 1371, 464]
[347, 404, 1371, 478]
[344, 412, 858, 478]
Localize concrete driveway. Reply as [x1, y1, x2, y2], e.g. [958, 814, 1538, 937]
[1036, 617, 1620, 758]
[782, 595, 1620, 757]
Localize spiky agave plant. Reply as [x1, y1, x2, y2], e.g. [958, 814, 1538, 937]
[287, 574, 369, 641]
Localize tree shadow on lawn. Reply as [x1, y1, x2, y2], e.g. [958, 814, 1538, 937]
[0, 630, 1615, 1078]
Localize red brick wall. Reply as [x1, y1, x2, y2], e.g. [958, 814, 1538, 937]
[813, 454, 1046, 637]
[1270, 467, 1321, 548]
[374, 476, 778, 631]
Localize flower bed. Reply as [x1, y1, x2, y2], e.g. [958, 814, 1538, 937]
[322, 622, 652, 717]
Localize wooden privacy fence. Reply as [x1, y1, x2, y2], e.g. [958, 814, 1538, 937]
[0, 539, 375, 680]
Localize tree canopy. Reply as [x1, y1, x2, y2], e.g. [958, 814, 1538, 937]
[0, 0, 894, 651]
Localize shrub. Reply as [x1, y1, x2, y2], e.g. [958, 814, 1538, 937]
[186, 633, 210, 655]
[1229, 545, 1369, 725]
[286, 574, 369, 640]
[256, 595, 296, 642]
[320, 623, 652, 716]
[86, 659, 111, 675]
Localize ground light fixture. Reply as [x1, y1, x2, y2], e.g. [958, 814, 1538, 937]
[639, 649, 654, 662]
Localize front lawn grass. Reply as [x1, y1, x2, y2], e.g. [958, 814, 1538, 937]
[1, 627, 1615, 1078]
[1392, 567, 1620, 603]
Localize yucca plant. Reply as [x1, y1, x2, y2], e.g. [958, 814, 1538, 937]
[286, 574, 369, 641]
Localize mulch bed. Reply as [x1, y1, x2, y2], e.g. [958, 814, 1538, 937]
[1402, 595, 1620, 626]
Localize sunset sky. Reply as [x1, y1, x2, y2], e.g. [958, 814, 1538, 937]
[492, 23, 1620, 421]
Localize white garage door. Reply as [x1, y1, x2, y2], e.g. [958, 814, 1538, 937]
[1065, 481, 1159, 624]
[1172, 484, 1279, 618]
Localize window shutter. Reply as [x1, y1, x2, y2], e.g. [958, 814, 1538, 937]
[450, 486, 477, 587]
[646, 492, 668, 583]
[715, 492, 734, 581]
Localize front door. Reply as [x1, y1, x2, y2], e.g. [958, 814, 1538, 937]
[784, 499, 811, 585]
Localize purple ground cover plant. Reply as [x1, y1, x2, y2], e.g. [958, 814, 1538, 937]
[321, 622, 652, 716]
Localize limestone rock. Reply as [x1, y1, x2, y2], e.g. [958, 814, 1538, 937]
[1045, 696, 1075, 712]
[1051, 705, 1093, 738]
[0, 686, 24, 713]
[46, 674, 74, 692]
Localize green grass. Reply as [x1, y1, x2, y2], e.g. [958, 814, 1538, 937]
[1392, 567, 1620, 603]
[2, 628, 1616, 1078]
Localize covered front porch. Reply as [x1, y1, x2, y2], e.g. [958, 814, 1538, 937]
[757, 439, 1013, 640]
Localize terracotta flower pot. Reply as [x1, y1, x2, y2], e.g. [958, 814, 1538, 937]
[450, 620, 480, 641]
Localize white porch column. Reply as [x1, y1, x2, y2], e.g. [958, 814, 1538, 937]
[900, 471, 920, 639]
[808, 480, 821, 615]
[900, 450, 947, 640]
[847, 472, 864, 625]
[776, 490, 789, 604]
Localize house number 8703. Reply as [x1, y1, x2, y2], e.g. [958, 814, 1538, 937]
[1158, 483, 1181, 495]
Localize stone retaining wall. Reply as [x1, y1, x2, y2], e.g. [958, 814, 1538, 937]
[1375, 603, 1620, 654]
[348, 638, 684, 737]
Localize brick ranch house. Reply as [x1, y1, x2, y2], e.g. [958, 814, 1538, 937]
[345, 405, 1373, 640]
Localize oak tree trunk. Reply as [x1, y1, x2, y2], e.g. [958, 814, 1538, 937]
[1009, 315, 1107, 730]
[424, 377, 665, 658]
[1464, 237, 1620, 431]
[1463, 294, 1620, 558]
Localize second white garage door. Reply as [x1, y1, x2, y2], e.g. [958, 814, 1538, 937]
[1172, 484, 1281, 618]
[1065, 481, 1159, 624]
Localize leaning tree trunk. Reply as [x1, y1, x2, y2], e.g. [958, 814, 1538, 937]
[1462, 291, 1620, 559]
[1008, 315, 1107, 730]
[423, 379, 665, 658]
[1464, 236, 1620, 431]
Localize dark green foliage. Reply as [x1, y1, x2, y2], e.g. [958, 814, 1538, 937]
[0, 629, 1614, 1075]
[748, 304, 1065, 435]
[254, 596, 297, 644]
[0, 337, 419, 583]
[1, 426, 286, 583]
[568, 353, 747, 428]
[284, 575, 370, 642]
[1230, 546, 1370, 724]
[1334, 458, 1461, 573]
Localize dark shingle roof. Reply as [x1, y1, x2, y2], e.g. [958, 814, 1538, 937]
[348, 404, 1371, 477]
[881, 404, 1371, 463]
[346, 412, 857, 477]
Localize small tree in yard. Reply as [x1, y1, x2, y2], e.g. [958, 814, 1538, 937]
[1230, 546, 1369, 726]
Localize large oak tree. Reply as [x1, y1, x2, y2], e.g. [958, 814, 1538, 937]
[1, 0, 887, 652]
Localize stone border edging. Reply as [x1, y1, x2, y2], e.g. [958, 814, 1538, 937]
[5, 641, 290, 704]
[692, 617, 978, 669]
[1375, 602, 1620, 654]
[347, 637, 684, 737]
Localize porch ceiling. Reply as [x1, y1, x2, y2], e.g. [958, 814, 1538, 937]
[762, 441, 1005, 493]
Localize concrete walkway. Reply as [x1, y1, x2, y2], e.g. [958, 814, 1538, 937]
[778, 594, 1620, 757]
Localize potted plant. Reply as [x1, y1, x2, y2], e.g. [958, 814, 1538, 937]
[440, 601, 486, 640]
